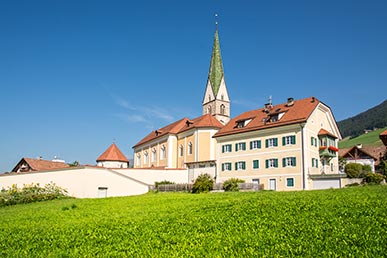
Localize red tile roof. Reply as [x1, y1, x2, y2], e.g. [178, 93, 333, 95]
[318, 128, 338, 139]
[380, 129, 387, 146]
[133, 114, 224, 148]
[12, 158, 70, 172]
[214, 97, 321, 138]
[96, 143, 129, 162]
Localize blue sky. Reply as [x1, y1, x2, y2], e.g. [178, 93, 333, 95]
[1, 0, 386, 172]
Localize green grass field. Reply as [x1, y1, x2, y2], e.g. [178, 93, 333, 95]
[1, 186, 387, 257]
[339, 127, 386, 149]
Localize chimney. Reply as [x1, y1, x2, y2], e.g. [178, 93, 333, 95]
[286, 97, 294, 107]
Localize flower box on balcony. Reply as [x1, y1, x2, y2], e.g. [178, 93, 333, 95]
[319, 146, 327, 150]
[328, 146, 339, 152]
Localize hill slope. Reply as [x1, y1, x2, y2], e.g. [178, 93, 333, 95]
[338, 99, 387, 138]
[338, 127, 386, 149]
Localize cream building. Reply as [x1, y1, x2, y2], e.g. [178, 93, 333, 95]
[214, 97, 342, 190]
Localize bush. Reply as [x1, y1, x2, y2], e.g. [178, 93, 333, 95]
[0, 183, 68, 207]
[223, 178, 245, 192]
[363, 173, 385, 185]
[345, 163, 363, 178]
[192, 174, 214, 193]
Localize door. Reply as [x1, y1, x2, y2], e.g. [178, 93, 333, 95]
[98, 187, 108, 198]
[252, 179, 260, 191]
[269, 179, 276, 191]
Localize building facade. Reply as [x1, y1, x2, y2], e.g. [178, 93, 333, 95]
[214, 97, 342, 191]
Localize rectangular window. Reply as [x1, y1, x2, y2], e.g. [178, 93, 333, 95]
[312, 158, 319, 168]
[265, 159, 278, 168]
[311, 137, 318, 147]
[222, 163, 232, 171]
[235, 161, 246, 171]
[250, 140, 261, 150]
[286, 178, 294, 187]
[283, 135, 296, 146]
[253, 160, 259, 169]
[283, 157, 296, 167]
[265, 138, 278, 148]
[222, 144, 232, 153]
[235, 142, 246, 152]
[188, 143, 193, 155]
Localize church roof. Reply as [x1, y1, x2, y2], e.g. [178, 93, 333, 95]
[12, 158, 70, 172]
[207, 27, 224, 96]
[214, 97, 323, 138]
[96, 143, 129, 162]
[133, 114, 224, 148]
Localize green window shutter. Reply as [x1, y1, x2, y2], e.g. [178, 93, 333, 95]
[265, 159, 269, 168]
[222, 145, 225, 153]
[229, 144, 232, 152]
[291, 136, 296, 144]
[311, 137, 313, 146]
[316, 159, 318, 168]
[292, 157, 296, 166]
[235, 162, 238, 171]
[242, 142, 246, 150]
[282, 137, 286, 146]
[258, 140, 261, 148]
[265, 139, 268, 148]
[250, 141, 253, 150]
[242, 162, 246, 170]
[253, 160, 259, 169]
[274, 159, 278, 168]
[282, 158, 286, 167]
[222, 163, 225, 171]
[274, 138, 278, 147]
[312, 158, 315, 167]
[235, 143, 238, 152]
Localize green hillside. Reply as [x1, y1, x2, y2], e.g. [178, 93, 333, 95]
[1, 187, 387, 257]
[337, 99, 387, 138]
[339, 127, 386, 149]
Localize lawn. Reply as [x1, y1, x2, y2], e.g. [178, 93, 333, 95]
[1, 186, 387, 257]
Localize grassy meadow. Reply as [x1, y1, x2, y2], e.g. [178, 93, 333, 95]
[1, 186, 387, 257]
[339, 127, 386, 149]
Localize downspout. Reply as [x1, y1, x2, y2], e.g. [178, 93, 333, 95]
[300, 123, 306, 190]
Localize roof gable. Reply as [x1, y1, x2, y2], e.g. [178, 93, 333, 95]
[214, 97, 320, 137]
[96, 143, 129, 162]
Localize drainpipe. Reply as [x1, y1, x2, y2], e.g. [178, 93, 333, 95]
[300, 123, 306, 190]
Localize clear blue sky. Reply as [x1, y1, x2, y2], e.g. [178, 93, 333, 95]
[1, 0, 386, 172]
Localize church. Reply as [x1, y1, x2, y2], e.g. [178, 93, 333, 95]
[133, 25, 343, 190]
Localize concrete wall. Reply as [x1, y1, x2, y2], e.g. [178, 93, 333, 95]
[114, 168, 189, 185]
[0, 167, 150, 198]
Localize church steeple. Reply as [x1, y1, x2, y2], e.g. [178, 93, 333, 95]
[202, 16, 230, 125]
[208, 27, 224, 96]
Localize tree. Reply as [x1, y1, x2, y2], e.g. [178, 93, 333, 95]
[68, 161, 79, 167]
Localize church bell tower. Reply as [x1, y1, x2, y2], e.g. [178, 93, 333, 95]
[202, 19, 230, 125]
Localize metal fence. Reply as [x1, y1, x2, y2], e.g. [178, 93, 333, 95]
[156, 183, 264, 192]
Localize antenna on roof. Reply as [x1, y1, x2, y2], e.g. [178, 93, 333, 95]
[268, 96, 272, 106]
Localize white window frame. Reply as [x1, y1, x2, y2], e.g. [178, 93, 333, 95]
[222, 163, 232, 171]
[251, 140, 261, 150]
[223, 144, 232, 153]
[267, 138, 276, 148]
[151, 148, 157, 162]
[284, 157, 296, 167]
[160, 145, 166, 160]
[188, 142, 193, 155]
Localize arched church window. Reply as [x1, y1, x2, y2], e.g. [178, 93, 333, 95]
[207, 106, 212, 114]
[220, 104, 225, 115]
[179, 145, 184, 157]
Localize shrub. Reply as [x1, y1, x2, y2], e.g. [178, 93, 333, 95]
[363, 173, 385, 185]
[0, 183, 68, 207]
[223, 178, 245, 192]
[155, 180, 175, 187]
[192, 174, 214, 193]
[345, 163, 363, 178]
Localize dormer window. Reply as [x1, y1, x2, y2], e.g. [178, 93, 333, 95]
[268, 111, 285, 122]
[235, 118, 252, 128]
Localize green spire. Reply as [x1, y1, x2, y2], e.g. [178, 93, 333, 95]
[208, 27, 224, 96]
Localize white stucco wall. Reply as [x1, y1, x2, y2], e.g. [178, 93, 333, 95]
[0, 167, 149, 198]
[114, 168, 189, 185]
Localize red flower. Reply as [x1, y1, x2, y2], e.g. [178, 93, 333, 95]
[319, 146, 327, 150]
[328, 146, 339, 152]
